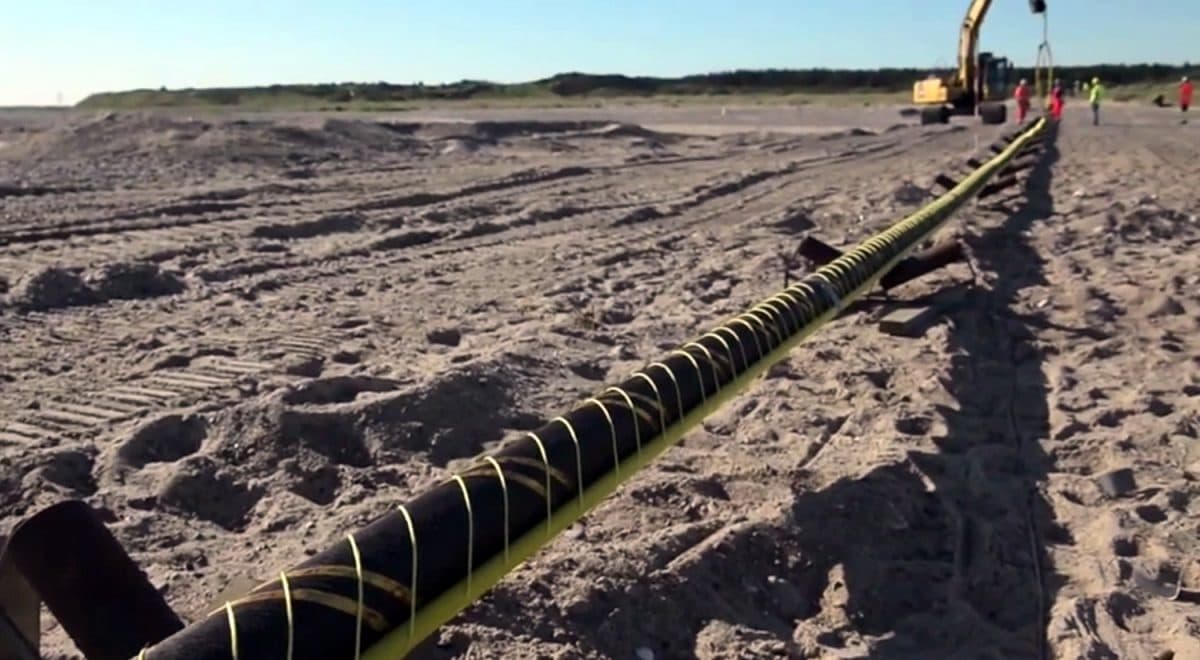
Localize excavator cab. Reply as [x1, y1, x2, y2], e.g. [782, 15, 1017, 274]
[973, 52, 1012, 124]
[978, 52, 1014, 101]
[918, 52, 1011, 126]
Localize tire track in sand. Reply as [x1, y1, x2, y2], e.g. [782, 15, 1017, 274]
[0, 125, 967, 448]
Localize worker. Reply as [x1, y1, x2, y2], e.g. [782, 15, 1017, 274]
[1181, 76, 1194, 124]
[1050, 79, 1065, 120]
[1088, 76, 1104, 125]
[1014, 78, 1032, 122]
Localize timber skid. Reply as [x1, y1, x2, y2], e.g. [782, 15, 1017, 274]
[787, 123, 1049, 335]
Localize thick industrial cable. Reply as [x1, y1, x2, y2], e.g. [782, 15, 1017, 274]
[133, 116, 1049, 660]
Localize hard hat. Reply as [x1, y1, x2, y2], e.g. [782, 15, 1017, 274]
[1019, 78, 1027, 84]
[1092, 76, 1099, 83]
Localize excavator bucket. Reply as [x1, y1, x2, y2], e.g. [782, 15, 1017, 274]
[1030, 0, 1046, 13]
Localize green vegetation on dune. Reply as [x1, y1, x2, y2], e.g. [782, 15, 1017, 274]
[77, 64, 1195, 110]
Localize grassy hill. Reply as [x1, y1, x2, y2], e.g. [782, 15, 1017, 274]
[77, 64, 1193, 111]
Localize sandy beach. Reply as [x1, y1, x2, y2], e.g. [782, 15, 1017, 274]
[1, 100, 1197, 659]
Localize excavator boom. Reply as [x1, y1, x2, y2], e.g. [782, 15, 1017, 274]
[954, 0, 994, 90]
[957, 0, 1045, 88]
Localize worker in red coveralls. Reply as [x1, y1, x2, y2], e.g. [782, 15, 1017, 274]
[1049, 79, 1065, 120]
[1181, 76, 1194, 124]
[1014, 78, 1032, 123]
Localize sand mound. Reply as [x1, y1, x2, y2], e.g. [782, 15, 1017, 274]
[250, 212, 365, 240]
[84, 261, 187, 300]
[29, 448, 97, 496]
[892, 181, 932, 205]
[1111, 200, 1197, 242]
[6, 261, 186, 311]
[116, 413, 208, 469]
[0, 182, 89, 198]
[322, 118, 426, 144]
[157, 456, 266, 530]
[820, 127, 877, 141]
[6, 266, 94, 310]
[772, 203, 816, 234]
[436, 138, 488, 156]
[89, 360, 540, 538]
[470, 120, 610, 140]
[413, 120, 677, 145]
[585, 122, 684, 143]
[280, 375, 403, 406]
[191, 118, 432, 164]
[369, 228, 446, 251]
[12, 113, 434, 168]
[6, 114, 680, 176]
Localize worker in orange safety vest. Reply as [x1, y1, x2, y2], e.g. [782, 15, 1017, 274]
[1049, 80, 1065, 120]
[1014, 78, 1032, 123]
[1181, 76, 1194, 124]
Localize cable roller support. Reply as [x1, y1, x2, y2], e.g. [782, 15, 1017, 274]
[132, 117, 1049, 660]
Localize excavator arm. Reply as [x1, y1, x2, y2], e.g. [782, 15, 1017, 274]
[954, 0, 994, 90]
[955, 0, 1045, 89]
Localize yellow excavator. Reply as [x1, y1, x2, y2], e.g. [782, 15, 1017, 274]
[914, 0, 1047, 125]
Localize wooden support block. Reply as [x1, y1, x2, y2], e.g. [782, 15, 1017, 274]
[933, 173, 958, 190]
[999, 158, 1037, 177]
[879, 305, 944, 337]
[1094, 468, 1137, 498]
[878, 288, 968, 337]
[879, 239, 965, 290]
[979, 175, 1019, 199]
[797, 236, 843, 267]
[799, 235, 965, 293]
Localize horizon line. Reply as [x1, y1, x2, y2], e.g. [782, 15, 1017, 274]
[84, 60, 1192, 93]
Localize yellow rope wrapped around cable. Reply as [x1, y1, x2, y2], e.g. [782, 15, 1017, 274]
[134, 116, 1048, 660]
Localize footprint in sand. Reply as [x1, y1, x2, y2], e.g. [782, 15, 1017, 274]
[282, 461, 342, 506]
[158, 456, 265, 531]
[1133, 504, 1167, 524]
[32, 448, 97, 495]
[894, 415, 934, 436]
[426, 325, 464, 347]
[116, 414, 208, 468]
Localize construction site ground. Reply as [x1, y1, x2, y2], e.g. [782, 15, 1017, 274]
[1, 101, 1198, 659]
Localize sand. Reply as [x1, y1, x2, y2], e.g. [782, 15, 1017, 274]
[1, 100, 1198, 659]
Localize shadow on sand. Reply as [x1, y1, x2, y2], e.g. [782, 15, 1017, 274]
[776, 122, 1065, 658]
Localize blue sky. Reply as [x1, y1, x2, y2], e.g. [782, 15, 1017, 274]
[2, 0, 1195, 105]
